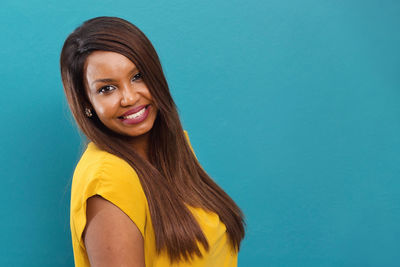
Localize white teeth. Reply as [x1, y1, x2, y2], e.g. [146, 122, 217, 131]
[124, 107, 146, 119]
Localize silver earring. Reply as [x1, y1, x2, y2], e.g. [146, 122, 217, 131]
[85, 108, 93, 118]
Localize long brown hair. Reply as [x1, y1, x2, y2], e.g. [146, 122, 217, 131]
[60, 16, 245, 262]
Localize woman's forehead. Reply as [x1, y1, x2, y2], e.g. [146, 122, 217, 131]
[85, 51, 137, 82]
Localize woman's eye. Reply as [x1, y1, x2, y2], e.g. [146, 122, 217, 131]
[132, 72, 142, 82]
[98, 85, 115, 94]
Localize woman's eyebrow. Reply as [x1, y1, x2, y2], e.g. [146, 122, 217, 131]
[128, 66, 139, 76]
[91, 67, 139, 86]
[92, 78, 116, 85]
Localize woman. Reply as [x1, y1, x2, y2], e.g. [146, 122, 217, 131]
[60, 16, 245, 267]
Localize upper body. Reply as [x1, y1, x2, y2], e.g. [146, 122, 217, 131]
[61, 16, 244, 267]
[70, 131, 238, 267]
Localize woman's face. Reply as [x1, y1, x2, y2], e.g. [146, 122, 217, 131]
[84, 51, 158, 138]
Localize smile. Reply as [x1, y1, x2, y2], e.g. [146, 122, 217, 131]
[124, 107, 146, 119]
[119, 105, 151, 125]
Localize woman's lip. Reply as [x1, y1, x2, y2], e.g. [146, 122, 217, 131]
[121, 105, 149, 117]
[119, 105, 150, 125]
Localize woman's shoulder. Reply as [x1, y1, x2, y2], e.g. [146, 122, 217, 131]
[79, 142, 131, 169]
[71, 142, 143, 199]
[76, 142, 136, 175]
[70, 142, 148, 245]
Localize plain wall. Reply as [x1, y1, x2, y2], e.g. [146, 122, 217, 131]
[0, 0, 399, 266]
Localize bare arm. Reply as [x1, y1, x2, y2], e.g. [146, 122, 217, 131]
[83, 195, 145, 267]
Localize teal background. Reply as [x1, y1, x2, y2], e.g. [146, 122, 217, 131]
[0, 0, 399, 266]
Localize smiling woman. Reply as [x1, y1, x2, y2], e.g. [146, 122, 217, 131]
[84, 51, 158, 159]
[60, 16, 245, 267]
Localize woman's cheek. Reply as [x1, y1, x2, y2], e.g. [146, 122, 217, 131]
[94, 95, 120, 116]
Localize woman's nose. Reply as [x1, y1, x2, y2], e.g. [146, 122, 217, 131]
[120, 84, 138, 106]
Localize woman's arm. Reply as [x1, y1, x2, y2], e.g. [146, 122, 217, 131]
[83, 195, 145, 267]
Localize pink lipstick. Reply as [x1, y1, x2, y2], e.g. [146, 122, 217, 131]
[119, 105, 151, 125]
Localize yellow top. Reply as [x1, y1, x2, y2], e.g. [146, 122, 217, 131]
[70, 131, 237, 267]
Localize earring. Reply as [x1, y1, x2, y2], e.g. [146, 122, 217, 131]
[85, 108, 93, 118]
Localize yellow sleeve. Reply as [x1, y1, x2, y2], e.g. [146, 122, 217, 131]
[70, 147, 148, 248]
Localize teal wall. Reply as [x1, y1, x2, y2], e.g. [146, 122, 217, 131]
[1, 0, 399, 266]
